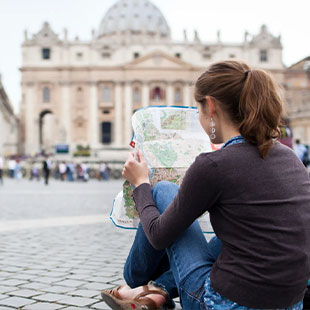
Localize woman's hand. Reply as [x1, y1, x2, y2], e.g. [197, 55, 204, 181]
[122, 150, 150, 187]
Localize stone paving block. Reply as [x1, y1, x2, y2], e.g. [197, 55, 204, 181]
[72, 269, 96, 275]
[0, 279, 28, 287]
[0, 296, 35, 308]
[34, 293, 67, 302]
[3, 267, 23, 273]
[0, 272, 13, 278]
[68, 289, 100, 298]
[0, 296, 8, 301]
[33, 276, 66, 284]
[22, 269, 46, 275]
[23, 302, 64, 310]
[57, 296, 96, 307]
[94, 271, 117, 278]
[0, 286, 16, 294]
[108, 279, 126, 286]
[60, 307, 88, 310]
[0, 307, 18, 310]
[65, 274, 90, 280]
[84, 276, 109, 283]
[11, 273, 37, 281]
[19, 282, 49, 290]
[7, 289, 41, 298]
[40, 286, 76, 294]
[91, 301, 111, 310]
[54, 280, 86, 287]
[39, 271, 70, 278]
[52, 268, 73, 273]
[81, 283, 112, 291]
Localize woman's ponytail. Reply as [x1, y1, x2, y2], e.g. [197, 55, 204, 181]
[239, 70, 282, 158]
[195, 60, 283, 158]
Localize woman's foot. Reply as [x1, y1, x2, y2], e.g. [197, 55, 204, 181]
[101, 284, 168, 310]
[118, 284, 167, 308]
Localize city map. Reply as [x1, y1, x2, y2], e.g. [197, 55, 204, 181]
[111, 106, 214, 233]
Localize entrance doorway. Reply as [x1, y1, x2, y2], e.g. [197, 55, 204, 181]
[39, 110, 54, 152]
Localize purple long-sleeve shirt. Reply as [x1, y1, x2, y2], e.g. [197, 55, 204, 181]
[133, 142, 310, 308]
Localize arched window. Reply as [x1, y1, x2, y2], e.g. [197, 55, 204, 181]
[133, 87, 140, 103]
[43, 87, 50, 103]
[102, 86, 111, 102]
[175, 88, 182, 103]
[151, 87, 164, 101]
[101, 122, 112, 144]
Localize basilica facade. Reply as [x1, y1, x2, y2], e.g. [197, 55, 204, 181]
[20, 0, 285, 158]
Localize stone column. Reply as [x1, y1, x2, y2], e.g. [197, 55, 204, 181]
[142, 83, 150, 108]
[25, 83, 37, 154]
[114, 83, 123, 146]
[124, 82, 133, 146]
[183, 82, 191, 107]
[166, 83, 174, 106]
[89, 82, 99, 148]
[59, 82, 71, 145]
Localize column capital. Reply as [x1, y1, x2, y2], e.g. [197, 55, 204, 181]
[125, 81, 133, 87]
[58, 81, 72, 87]
[25, 82, 35, 87]
[87, 81, 98, 87]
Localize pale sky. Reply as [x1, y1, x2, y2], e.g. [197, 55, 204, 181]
[0, 0, 310, 112]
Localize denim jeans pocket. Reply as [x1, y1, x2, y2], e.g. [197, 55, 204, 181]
[180, 283, 207, 310]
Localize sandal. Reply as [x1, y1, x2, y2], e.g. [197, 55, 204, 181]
[101, 285, 168, 310]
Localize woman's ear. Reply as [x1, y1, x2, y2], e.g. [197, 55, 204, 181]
[205, 96, 216, 117]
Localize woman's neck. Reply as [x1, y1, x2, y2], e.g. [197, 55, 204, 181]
[221, 124, 241, 143]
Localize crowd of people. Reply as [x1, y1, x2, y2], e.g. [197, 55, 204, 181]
[0, 139, 309, 187]
[0, 156, 111, 185]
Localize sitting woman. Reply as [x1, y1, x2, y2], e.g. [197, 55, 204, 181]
[101, 60, 310, 310]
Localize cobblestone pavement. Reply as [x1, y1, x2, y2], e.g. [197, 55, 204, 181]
[0, 179, 181, 310]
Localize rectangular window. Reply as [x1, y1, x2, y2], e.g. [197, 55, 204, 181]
[175, 53, 181, 58]
[102, 86, 111, 102]
[133, 88, 140, 103]
[260, 50, 268, 62]
[134, 52, 140, 59]
[42, 48, 51, 60]
[102, 52, 111, 59]
[43, 87, 50, 103]
[203, 53, 211, 59]
[175, 89, 182, 103]
[101, 122, 112, 144]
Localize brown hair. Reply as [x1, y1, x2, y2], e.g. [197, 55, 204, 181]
[194, 60, 283, 158]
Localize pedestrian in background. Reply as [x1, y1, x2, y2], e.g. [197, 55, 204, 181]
[42, 157, 51, 185]
[100, 162, 109, 181]
[81, 162, 89, 182]
[8, 157, 16, 178]
[15, 160, 22, 180]
[30, 162, 40, 181]
[66, 162, 75, 182]
[0, 156, 3, 185]
[59, 162, 67, 181]
[294, 139, 309, 167]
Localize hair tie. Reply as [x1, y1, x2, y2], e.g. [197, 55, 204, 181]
[244, 71, 251, 80]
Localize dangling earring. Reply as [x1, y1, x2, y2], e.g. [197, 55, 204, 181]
[210, 117, 216, 140]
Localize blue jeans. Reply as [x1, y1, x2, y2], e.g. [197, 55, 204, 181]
[124, 181, 221, 309]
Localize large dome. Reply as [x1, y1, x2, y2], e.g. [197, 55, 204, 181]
[98, 0, 170, 39]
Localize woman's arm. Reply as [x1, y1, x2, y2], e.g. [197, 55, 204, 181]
[124, 152, 221, 250]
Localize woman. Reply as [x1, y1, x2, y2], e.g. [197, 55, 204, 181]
[101, 60, 310, 310]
